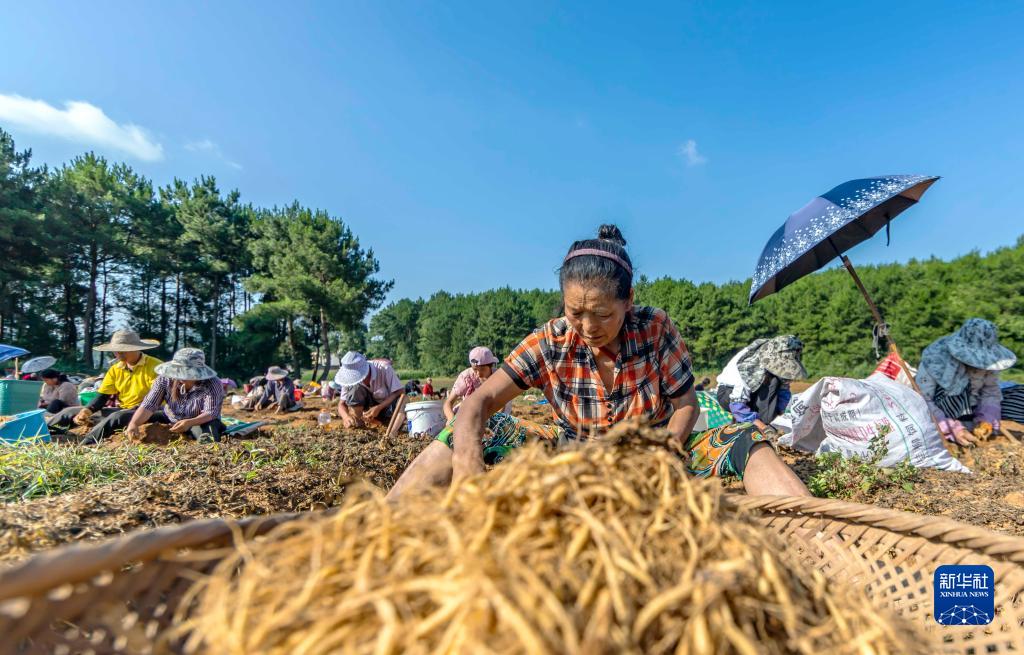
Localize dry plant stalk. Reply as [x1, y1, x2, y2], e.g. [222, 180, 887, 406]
[174, 422, 929, 655]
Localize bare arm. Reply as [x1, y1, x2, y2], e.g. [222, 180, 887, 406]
[666, 387, 699, 452]
[125, 407, 155, 436]
[170, 412, 214, 432]
[367, 389, 403, 419]
[336, 400, 364, 428]
[452, 369, 523, 480]
[443, 392, 461, 421]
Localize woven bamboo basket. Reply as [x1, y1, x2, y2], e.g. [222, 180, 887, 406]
[1, 495, 1022, 655]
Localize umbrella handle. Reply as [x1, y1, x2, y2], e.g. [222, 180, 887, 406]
[826, 244, 954, 454]
[838, 254, 887, 327]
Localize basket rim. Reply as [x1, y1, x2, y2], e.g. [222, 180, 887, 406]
[2, 495, 1022, 602]
[732, 494, 1024, 565]
[0, 511, 309, 601]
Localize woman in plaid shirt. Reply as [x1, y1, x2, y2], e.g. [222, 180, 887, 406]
[389, 225, 808, 499]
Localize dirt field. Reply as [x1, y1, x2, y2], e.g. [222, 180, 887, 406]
[1, 396, 1022, 566]
[513, 400, 1024, 535]
[739, 434, 1024, 533]
[0, 404, 430, 564]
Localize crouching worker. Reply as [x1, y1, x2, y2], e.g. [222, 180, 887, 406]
[124, 348, 225, 443]
[715, 335, 806, 437]
[916, 318, 1017, 446]
[388, 224, 810, 501]
[48, 330, 162, 444]
[254, 367, 298, 413]
[333, 351, 405, 429]
[443, 347, 512, 420]
[39, 369, 80, 415]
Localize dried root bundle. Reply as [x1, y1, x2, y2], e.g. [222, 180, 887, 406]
[176, 424, 928, 654]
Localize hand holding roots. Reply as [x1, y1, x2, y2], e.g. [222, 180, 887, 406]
[177, 422, 929, 655]
[973, 421, 994, 441]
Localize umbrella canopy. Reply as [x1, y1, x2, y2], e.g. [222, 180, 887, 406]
[750, 175, 939, 304]
[21, 356, 57, 374]
[0, 345, 29, 363]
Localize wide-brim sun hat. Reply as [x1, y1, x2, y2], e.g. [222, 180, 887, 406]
[334, 351, 370, 387]
[265, 366, 290, 381]
[155, 347, 218, 381]
[469, 346, 499, 367]
[947, 318, 1017, 371]
[761, 335, 808, 381]
[94, 330, 160, 352]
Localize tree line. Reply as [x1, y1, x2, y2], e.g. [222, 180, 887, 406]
[6, 125, 1020, 383]
[369, 237, 1024, 379]
[0, 128, 389, 380]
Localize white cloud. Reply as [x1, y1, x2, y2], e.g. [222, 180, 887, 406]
[0, 93, 163, 161]
[678, 139, 707, 166]
[185, 138, 217, 153]
[185, 138, 242, 170]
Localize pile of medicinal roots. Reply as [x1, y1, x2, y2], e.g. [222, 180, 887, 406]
[174, 424, 928, 654]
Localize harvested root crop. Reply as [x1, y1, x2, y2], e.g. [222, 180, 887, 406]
[175, 422, 929, 655]
[973, 421, 994, 440]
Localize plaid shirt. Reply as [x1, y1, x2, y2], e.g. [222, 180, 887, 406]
[503, 306, 694, 438]
[140, 376, 224, 422]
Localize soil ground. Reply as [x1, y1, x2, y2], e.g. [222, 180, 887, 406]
[0, 403, 430, 564]
[1, 395, 1022, 566]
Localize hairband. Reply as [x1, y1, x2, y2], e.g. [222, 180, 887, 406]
[563, 248, 633, 275]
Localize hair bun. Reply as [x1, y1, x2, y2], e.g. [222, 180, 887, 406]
[597, 224, 627, 246]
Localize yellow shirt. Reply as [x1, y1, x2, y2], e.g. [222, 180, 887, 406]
[97, 353, 162, 409]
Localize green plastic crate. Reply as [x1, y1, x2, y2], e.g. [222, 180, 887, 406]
[0, 380, 43, 415]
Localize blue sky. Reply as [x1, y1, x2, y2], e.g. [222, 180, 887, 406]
[2, 1, 1023, 305]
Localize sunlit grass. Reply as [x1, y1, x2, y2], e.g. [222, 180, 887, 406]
[0, 439, 166, 502]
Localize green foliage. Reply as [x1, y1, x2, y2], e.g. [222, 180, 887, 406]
[223, 440, 327, 480]
[0, 129, 387, 381]
[368, 298, 422, 368]
[370, 240, 1024, 379]
[1, 126, 1021, 384]
[244, 202, 391, 378]
[415, 291, 478, 374]
[807, 430, 919, 499]
[0, 440, 165, 502]
[0, 129, 47, 306]
[471, 288, 536, 364]
[394, 369, 430, 381]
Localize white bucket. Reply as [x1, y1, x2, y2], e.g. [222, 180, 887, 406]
[405, 400, 446, 436]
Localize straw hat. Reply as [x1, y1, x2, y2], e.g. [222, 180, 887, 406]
[94, 330, 160, 352]
[155, 348, 218, 381]
[947, 318, 1017, 371]
[334, 351, 371, 387]
[265, 366, 290, 381]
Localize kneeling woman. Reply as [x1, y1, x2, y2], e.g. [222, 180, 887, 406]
[124, 348, 226, 442]
[39, 368, 81, 415]
[389, 225, 809, 499]
[443, 346, 513, 420]
[916, 318, 1017, 445]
